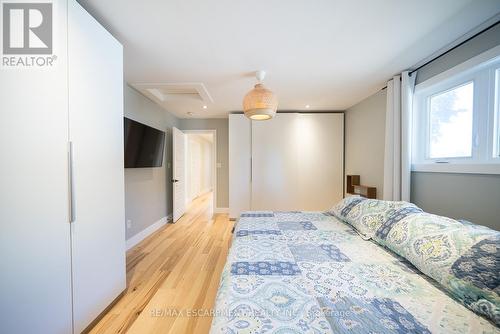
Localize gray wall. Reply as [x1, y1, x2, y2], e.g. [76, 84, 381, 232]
[124, 84, 179, 239]
[179, 118, 229, 208]
[411, 173, 500, 230]
[411, 23, 500, 229]
[345, 89, 387, 199]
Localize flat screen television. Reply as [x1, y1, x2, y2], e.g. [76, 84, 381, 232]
[124, 117, 165, 168]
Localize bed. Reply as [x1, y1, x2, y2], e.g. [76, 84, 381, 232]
[210, 209, 499, 333]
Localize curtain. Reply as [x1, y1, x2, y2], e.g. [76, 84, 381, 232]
[383, 71, 416, 201]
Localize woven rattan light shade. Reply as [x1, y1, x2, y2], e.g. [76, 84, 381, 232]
[243, 83, 278, 120]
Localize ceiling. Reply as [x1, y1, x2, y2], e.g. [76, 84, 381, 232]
[78, 0, 500, 119]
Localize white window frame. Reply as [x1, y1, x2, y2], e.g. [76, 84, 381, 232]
[412, 45, 500, 175]
[493, 68, 500, 158]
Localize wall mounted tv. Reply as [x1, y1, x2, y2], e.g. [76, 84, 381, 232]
[124, 117, 166, 168]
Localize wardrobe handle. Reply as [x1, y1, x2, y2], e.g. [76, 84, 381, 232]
[68, 141, 76, 223]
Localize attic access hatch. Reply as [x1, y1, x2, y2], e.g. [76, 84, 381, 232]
[131, 82, 213, 104]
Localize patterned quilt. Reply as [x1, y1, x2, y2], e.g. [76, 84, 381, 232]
[210, 211, 499, 333]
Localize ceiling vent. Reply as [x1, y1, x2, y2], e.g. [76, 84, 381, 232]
[131, 83, 213, 104]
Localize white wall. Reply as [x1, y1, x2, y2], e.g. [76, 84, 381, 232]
[200, 137, 213, 193]
[186, 134, 213, 203]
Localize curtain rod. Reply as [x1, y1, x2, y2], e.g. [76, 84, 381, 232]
[380, 18, 499, 91]
[409, 20, 499, 76]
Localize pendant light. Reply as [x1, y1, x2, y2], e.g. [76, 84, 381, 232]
[243, 70, 278, 121]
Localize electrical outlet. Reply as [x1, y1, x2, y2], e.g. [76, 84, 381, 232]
[126, 219, 132, 229]
[217, 162, 222, 168]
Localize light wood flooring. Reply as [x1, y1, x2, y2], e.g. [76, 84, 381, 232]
[88, 192, 233, 334]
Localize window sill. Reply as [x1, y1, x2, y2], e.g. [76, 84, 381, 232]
[412, 163, 500, 175]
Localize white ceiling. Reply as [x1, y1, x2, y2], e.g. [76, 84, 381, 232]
[78, 0, 500, 119]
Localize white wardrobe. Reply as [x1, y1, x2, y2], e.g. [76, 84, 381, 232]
[229, 113, 344, 219]
[0, 1, 125, 333]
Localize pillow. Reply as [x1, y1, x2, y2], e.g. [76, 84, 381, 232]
[330, 195, 364, 221]
[374, 210, 500, 325]
[331, 196, 418, 240]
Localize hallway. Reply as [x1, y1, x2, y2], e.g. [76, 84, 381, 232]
[89, 192, 233, 334]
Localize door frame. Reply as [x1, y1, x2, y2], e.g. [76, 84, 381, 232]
[182, 129, 217, 210]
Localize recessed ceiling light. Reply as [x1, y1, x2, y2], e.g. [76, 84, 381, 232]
[305, 105, 310, 109]
[203, 105, 207, 109]
[187, 112, 193, 116]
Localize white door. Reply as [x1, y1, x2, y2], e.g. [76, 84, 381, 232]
[251, 113, 344, 211]
[68, 1, 125, 333]
[229, 114, 252, 218]
[296, 113, 344, 210]
[0, 2, 73, 333]
[252, 114, 300, 210]
[173, 127, 186, 222]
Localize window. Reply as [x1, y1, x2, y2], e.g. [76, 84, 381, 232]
[428, 82, 473, 159]
[412, 47, 500, 174]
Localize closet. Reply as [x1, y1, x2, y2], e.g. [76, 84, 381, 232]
[229, 113, 344, 218]
[0, 1, 125, 333]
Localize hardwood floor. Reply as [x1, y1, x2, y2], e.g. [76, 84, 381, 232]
[88, 192, 233, 334]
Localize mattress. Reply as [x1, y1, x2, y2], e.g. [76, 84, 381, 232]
[210, 211, 499, 333]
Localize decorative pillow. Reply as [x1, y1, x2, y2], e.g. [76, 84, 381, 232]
[374, 210, 500, 325]
[331, 196, 419, 240]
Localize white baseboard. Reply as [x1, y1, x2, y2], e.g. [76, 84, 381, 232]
[126, 216, 169, 250]
[214, 207, 229, 214]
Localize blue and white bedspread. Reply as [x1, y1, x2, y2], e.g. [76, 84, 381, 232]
[210, 211, 499, 333]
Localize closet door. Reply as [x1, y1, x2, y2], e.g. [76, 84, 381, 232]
[68, 1, 125, 332]
[296, 113, 344, 210]
[251, 113, 344, 211]
[252, 114, 300, 210]
[0, 2, 73, 334]
[229, 114, 252, 218]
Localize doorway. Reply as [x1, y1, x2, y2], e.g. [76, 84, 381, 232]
[186, 131, 215, 211]
[172, 129, 216, 222]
